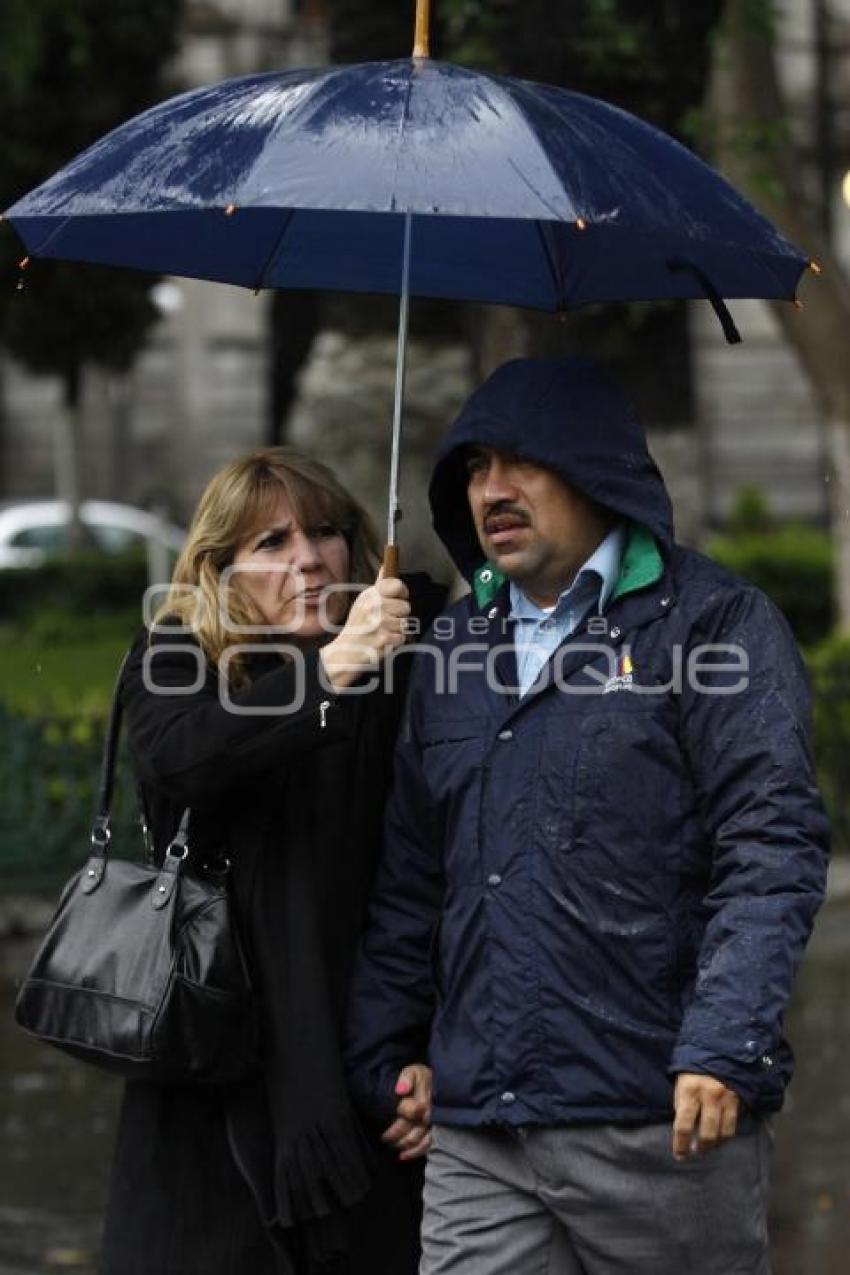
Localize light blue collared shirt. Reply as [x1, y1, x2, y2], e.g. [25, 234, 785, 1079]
[508, 523, 625, 696]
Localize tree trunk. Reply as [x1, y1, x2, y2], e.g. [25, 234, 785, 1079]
[711, 0, 850, 628]
[56, 362, 88, 550]
[826, 418, 850, 627]
[465, 305, 529, 381]
[0, 355, 6, 494]
[266, 290, 320, 446]
[107, 370, 134, 501]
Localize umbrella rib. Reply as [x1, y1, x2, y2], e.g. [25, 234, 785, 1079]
[389, 63, 416, 212]
[26, 213, 75, 260]
[252, 209, 296, 291]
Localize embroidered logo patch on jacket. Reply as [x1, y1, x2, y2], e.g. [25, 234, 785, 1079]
[602, 652, 634, 694]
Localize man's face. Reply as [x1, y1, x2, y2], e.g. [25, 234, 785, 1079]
[465, 446, 611, 607]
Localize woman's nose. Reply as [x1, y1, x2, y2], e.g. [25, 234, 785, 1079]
[287, 530, 323, 572]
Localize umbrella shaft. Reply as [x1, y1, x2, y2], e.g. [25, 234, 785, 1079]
[388, 211, 412, 549]
[413, 0, 431, 58]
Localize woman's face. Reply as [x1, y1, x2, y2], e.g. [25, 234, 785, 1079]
[230, 491, 352, 638]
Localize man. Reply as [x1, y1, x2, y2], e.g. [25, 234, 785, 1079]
[345, 357, 828, 1274]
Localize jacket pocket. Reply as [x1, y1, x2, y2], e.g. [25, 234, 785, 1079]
[420, 721, 487, 802]
[567, 701, 683, 874]
[420, 717, 489, 884]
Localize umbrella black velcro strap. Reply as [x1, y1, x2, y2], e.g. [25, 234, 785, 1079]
[667, 258, 742, 345]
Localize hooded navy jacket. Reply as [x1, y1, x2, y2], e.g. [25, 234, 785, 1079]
[345, 357, 829, 1128]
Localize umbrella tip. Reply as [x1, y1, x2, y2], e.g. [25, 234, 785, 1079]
[793, 297, 805, 310]
[225, 203, 237, 217]
[413, 0, 431, 59]
[575, 217, 588, 231]
[809, 259, 822, 275]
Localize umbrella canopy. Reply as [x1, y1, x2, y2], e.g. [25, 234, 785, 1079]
[5, 58, 809, 315]
[2, 1, 814, 563]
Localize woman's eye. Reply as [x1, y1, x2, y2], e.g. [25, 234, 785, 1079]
[257, 531, 286, 551]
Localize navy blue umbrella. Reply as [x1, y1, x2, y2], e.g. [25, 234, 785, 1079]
[2, 0, 814, 558]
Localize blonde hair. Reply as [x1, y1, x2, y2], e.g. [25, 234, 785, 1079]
[154, 447, 380, 684]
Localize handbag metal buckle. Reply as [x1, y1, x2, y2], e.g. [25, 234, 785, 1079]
[139, 814, 155, 864]
[91, 815, 111, 849]
[164, 841, 190, 863]
[201, 855, 231, 878]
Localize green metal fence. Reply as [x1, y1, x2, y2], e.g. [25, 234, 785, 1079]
[0, 706, 140, 883]
[811, 669, 850, 858]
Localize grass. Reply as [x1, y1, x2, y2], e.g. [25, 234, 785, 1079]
[0, 610, 139, 715]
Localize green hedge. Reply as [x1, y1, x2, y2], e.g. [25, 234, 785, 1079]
[807, 634, 850, 855]
[708, 524, 833, 647]
[0, 548, 151, 625]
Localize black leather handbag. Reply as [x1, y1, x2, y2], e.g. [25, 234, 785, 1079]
[14, 654, 257, 1083]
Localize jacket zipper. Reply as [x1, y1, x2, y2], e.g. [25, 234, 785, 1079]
[319, 699, 331, 728]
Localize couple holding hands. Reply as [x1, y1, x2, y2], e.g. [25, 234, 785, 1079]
[101, 358, 827, 1275]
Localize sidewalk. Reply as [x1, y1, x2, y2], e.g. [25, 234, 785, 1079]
[826, 856, 850, 902]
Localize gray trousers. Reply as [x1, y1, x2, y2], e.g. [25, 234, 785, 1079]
[421, 1121, 773, 1275]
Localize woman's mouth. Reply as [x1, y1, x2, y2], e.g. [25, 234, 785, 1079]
[298, 586, 325, 606]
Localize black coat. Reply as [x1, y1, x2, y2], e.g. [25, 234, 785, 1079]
[100, 576, 444, 1275]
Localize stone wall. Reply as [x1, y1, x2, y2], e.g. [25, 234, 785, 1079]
[289, 331, 474, 584]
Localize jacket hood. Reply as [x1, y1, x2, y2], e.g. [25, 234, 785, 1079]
[429, 357, 675, 582]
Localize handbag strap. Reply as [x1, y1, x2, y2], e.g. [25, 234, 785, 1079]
[90, 647, 190, 859]
[90, 652, 130, 849]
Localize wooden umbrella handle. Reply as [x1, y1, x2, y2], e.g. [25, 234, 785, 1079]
[383, 544, 400, 576]
[413, 0, 431, 58]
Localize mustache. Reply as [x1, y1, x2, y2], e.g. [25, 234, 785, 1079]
[483, 502, 531, 531]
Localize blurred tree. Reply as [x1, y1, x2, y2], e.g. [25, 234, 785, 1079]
[327, 0, 411, 61]
[0, 0, 182, 533]
[319, 1, 723, 437]
[266, 0, 453, 446]
[708, 0, 850, 628]
[438, 0, 723, 430]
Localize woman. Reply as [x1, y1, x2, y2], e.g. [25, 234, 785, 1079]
[100, 447, 444, 1275]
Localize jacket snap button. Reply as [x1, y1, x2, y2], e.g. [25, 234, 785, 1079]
[610, 626, 621, 640]
[761, 1054, 774, 1068]
[488, 874, 502, 887]
[158, 885, 166, 893]
[500, 1091, 516, 1104]
[488, 606, 499, 620]
[480, 569, 493, 583]
[661, 597, 671, 607]
[497, 729, 513, 741]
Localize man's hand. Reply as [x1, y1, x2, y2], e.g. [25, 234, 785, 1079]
[380, 1063, 433, 1162]
[672, 1072, 741, 1160]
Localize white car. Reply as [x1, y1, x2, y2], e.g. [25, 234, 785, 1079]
[0, 500, 186, 569]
